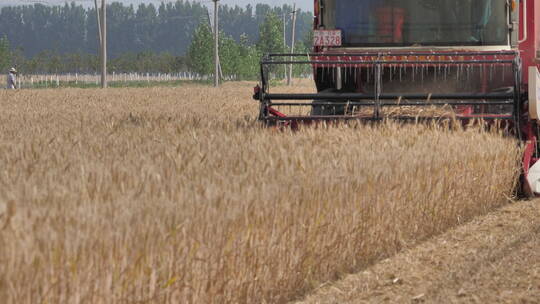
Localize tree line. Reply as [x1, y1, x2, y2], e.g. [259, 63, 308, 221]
[0, 1, 312, 78]
[187, 12, 311, 80]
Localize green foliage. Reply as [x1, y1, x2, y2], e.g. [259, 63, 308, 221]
[0, 3, 314, 81]
[303, 29, 314, 51]
[187, 23, 261, 80]
[257, 12, 285, 55]
[255, 12, 288, 78]
[237, 34, 261, 80]
[187, 23, 214, 76]
[15, 50, 187, 75]
[291, 40, 311, 77]
[0, 35, 10, 72]
[219, 35, 241, 76]
[111, 51, 185, 74]
[0, 2, 312, 59]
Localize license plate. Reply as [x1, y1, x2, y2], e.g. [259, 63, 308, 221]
[313, 30, 342, 47]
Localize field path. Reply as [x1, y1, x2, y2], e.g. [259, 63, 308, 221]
[298, 200, 540, 303]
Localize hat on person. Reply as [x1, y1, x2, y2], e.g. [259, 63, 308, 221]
[9, 67, 17, 73]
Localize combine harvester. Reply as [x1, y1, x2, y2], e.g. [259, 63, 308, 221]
[253, 0, 540, 196]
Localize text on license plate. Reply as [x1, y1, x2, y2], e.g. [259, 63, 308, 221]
[313, 30, 342, 47]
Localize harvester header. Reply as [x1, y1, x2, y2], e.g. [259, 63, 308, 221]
[253, 0, 540, 196]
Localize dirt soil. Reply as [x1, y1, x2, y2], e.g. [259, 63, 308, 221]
[298, 200, 540, 304]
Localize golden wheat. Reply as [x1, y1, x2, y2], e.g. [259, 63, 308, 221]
[0, 83, 520, 303]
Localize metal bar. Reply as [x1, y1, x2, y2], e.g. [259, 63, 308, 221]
[267, 51, 519, 57]
[374, 63, 382, 119]
[268, 107, 287, 118]
[270, 101, 515, 106]
[265, 115, 514, 121]
[264, 93, 514, 100]
[512, 57, 522, 141]
[260, 55, 268, 92]
[262, 60, 514, 65]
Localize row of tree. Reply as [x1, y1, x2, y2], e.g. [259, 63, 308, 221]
[0, 37, 189, 75]
[187, 12, 310, 79]
[0, 10, 311, 80]
[0, 1, 312, 58]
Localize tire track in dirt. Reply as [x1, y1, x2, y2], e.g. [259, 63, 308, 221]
[297, 200, 540, 303]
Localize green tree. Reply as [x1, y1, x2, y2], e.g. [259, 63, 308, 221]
[292, 40, 310, 77]
[257, 13, 285, 78]
[256, 12, 285, 55]
[187, 22, 246, 79]
[219, 35, 241, 77]
[0, 35, 11, 72]
[237, 33, 261, 80]
[303, 29, 314, 52]
[9, 47, 25, 72]
[187, 23, 213, 76]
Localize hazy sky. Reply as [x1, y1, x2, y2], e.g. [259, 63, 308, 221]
[2, 0, 312, 11]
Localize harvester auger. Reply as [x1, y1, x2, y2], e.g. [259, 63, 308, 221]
[253, 0, 540, 196]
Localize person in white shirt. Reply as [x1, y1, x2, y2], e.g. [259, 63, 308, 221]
[7, 67, 17, 89]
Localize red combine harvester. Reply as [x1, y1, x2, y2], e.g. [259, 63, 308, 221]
[253, 0, 540, 196]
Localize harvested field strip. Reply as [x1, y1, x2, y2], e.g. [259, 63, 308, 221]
[298, 200, 540, 303]
[0, 85, 521, 303]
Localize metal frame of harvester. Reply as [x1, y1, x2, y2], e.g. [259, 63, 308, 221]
[253, 0, 540, 196]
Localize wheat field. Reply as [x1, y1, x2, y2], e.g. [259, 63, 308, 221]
[0, 82, 521, 303]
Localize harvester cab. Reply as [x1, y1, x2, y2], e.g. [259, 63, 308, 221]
[253, 0, 540, 196]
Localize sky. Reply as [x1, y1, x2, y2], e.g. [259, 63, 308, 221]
[1, 0, 312, 11]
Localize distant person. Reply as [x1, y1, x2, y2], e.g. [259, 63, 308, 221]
[6, 67, 17, 89]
